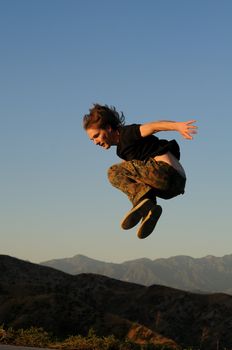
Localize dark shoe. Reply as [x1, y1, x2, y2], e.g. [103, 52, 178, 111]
[137, 205, 162, 239]
[121, 198, 154, 230]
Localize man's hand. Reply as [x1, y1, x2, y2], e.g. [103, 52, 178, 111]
[176, 120, 198, 140]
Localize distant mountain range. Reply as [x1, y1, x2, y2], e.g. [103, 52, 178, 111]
[1, 254, 232, 349]
[41, 254, 232, 294]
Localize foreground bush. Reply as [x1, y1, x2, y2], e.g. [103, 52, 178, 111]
[0, 325, 180, 350]
[0, 326, 51, 347]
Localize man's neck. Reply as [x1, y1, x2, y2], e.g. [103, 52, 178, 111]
[111, 129, 120, 145]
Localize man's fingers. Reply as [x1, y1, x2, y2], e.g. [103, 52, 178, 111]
[187, 119, 197, 125]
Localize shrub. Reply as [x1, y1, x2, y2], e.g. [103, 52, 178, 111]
[0, 326, 51, 347]
[57, 331, 120, 350]
[14, 327, 51, 347]
[0, 325, 190, 350]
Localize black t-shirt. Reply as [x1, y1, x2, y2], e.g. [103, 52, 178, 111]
[116, 124, 180, 161]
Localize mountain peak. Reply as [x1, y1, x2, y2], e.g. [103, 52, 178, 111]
[41, 253, 232, 294]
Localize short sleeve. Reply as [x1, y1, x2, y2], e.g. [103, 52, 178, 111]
[120, 124, 141, 144]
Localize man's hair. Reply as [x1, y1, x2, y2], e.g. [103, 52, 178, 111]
[83, 104, 125, 130]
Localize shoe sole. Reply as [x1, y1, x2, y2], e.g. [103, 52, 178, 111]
[137, 205, 162, 239]
[121, 198, 154, 230]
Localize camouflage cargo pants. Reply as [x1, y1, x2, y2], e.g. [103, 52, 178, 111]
[108, 158, 186, 206]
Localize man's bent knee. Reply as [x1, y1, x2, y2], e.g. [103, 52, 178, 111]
[107, 164, 121, 185]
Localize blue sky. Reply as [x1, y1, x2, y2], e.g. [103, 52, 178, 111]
[0, 0, 231, 263]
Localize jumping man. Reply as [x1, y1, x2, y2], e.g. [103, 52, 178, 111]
[83, 104, 197, 239]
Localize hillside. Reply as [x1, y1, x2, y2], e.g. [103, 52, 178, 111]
[1, 255, 232, 349]
[41, 253, 232, 294]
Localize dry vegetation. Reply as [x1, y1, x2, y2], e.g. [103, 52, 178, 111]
[0, 325, 181, 350]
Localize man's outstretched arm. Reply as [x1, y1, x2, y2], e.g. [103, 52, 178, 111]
[140, 120, 198, 140]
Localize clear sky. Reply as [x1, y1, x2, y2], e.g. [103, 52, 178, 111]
[1, 0, 231, 264]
